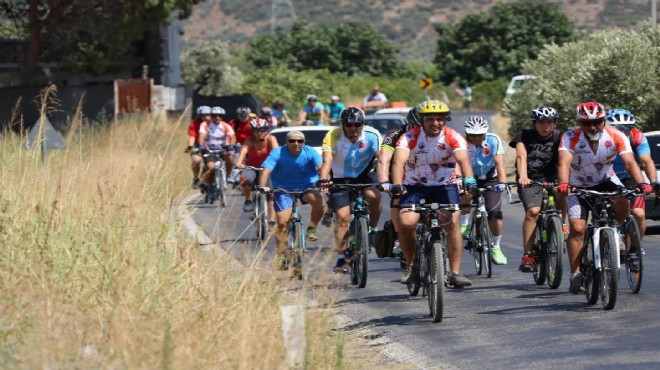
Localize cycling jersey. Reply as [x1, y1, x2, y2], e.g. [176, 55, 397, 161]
[467, 133, 505, 180]
[302, 103, 324, 125]
[559, 126, 632, 187]
[322, 126, 381, 179]
[245, 136, 273, 167]
[395, 125, 467, 186]
[612, 127, 650, 180]
[229, 118, 252, 144]
[188, 118, 209, 146]
[325, 102, 345, 120]
[381, 126, 407, 153]
[261, 145, 322, 190]
[509, 128, 562, 181]
[199, 121, 234, 149]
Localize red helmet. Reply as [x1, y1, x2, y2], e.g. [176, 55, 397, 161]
[576, 102, 606, 120]
[249, 118, 268, 130]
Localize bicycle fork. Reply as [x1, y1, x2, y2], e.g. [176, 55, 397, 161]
[592, 227, 621, 269]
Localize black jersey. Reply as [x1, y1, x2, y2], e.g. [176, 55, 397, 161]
[509, 128, 562, 181]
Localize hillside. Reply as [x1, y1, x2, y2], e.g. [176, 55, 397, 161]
[182, 0, 654, 62]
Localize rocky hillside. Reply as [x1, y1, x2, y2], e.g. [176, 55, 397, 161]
[182, 0, 654, 61]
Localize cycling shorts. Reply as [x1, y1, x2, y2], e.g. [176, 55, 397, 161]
[274, 188, 316, 212]
[398, 184, 460, 207]
[568, 179, 621, 220]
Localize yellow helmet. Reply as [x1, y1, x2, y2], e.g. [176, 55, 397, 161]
[418, 100, 451, 115]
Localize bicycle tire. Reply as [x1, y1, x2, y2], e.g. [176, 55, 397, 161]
[407, 232, 424, 296]
[354, 216, 369, 288]
[583, 234, 600, 305]
[599, 228, 619, 310]
[468, 217, 482, 275]
[290, 221, 304, 280]
[257, 194, 269, 242]
[428, 240, 445, 323]
[478, 212, 493, 278]
[545, 216, 564, 289]
[532, 225, 547, 286]
[622, 216, 643, 293]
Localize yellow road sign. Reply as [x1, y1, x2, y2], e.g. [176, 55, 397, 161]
[418, 77, 433, 90]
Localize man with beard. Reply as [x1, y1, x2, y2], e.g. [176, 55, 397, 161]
[509, 106, 565, 273]
[557, 101, 651, 294]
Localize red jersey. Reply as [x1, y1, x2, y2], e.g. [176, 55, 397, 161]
[230, 118, 253, 144]
[187, 117, 206, 146]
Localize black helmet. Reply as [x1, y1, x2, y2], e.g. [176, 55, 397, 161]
[530, 106, 559, 121]
[339, 107, 366, 125]
[406, 106, 422, 127]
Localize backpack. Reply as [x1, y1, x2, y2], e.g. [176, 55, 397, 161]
[374, 220, 397, 258]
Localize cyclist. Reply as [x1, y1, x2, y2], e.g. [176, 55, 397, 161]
[298, 95, 325, 126]
[235, 118, 279, 214]
[198, 106, 237, 197]
[607, 108, 659, 238]
[259, 106, 278, 132]
[272, 101, 291, 128]
[326, 95, 345, 125]
[509, 106, 566, 272]
[319, 107, 382, 273]
[459, 115, 508, 265]
[186, 106, 213, 189]
[258, 130, 324, 269]
[557, 101, 651, 294]
[376, 105, 422, 261]
[229, 106, 254, 145]
[390, 100, 476, 287]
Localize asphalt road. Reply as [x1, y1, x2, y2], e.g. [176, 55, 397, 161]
[188, 111, 660, 369]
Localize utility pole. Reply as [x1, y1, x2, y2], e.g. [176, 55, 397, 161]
[653, 0, 657, 26]
[271, 0, 297, 34]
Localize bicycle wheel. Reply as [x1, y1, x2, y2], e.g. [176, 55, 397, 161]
[599, 228, 619, 310]
[257, 194, 269, 242]
[428, 241, 446, 323]
[477, 212, 493, 278]
[532, 226, 547, 285]
[289, 221, 304, 280]
[215, 167, 227, 207]
[622, 216, 643, 293]
[353, 216, 369, 288]
[468, 218, 482, 275]
[583, 235, 600, 305]
[407, 235, 423, 296]
[545, 216, 564, 289]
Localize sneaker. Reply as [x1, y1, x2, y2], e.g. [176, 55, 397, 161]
[392, 240, 401, 254]
[321, 212, 333, 228]
[448, 272, 472, 287]
[491, 247, 508, 265]
[333, 258, 348, 273]
[569, 273, 585, 294]
[518, 253, 535, 272]
[268, 221, 276, 228]
[274, 253, 288, 271]
[460, 224, 470, 238]
[192, 177, 200, 189]
[400, 264, 418, 284]
[243, 200, 254, 212]
[307, 226, 318, 241]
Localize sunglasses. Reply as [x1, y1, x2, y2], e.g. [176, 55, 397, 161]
[212, 114, 223, 118]
[288, 139, 305, 144]
[467, 134, 485, 138]
[253, 128, 268, 133]
[343, 122, 364, 128]
[580, 119, 604, 127]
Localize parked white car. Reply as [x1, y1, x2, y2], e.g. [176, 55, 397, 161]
[374, 107, 410, 117]
[269, 125, 333, 155]
[506, 74, 536, 95]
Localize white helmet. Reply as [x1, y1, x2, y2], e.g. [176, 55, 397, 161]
[196, 106, 212, 115]
[464, 116, 489, 135]
[210, 106, 225, 115]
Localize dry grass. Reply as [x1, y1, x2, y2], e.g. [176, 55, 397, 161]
[0, 96, 348, 369]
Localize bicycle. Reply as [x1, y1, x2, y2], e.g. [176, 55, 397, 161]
[572, 187, 640, 310]
[619, 205, 643, 294]
[201, 148, 227, 207]
[399, 199, 460, 323]
[265, 188, 314, 280]
[329, 183, 377, 288]
[462, 185, 499, 278]
[512, 181, 565, 289]
[242, 166, 269, 243]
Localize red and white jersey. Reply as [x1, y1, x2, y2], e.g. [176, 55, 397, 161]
[200, 121, 235, 149]
[558, 126, 632, 187]
[395, 125, 467, 186]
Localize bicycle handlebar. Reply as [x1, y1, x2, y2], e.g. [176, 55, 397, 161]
[571, 187, 641, 199]
[397, 203, 461, 212]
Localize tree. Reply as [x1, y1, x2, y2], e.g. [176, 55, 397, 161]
[181, 40, 244, 96]
[503, 23, 660, 136]
[246, 21, 400, 76]
[433, 1, 575, 85]
[0, 0, 202, 81]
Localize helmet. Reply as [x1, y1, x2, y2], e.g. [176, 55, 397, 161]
[339, 107, 365, 125]
[273, 101, 285, 109]
[418, 100, 451, 121]
[406, 106, 422, 127]
[210, 106, 225, 115]
[530, 106, 559, 121]
[260, 106, 272, 116]
[576, 102, 606, 120]
[606, 109, 635, 128]
[464, 116, 489, 135]
[196, 106, 212, 115]
[237, 106, 251, 120]
[249, 118, 268, 130]
[306, 94, 318, 102]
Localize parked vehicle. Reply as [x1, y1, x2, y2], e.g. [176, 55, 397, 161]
[643, 131, 660, 220]
[269, 125, 333, 155]
[506, 75, 536, 96]
[365, 114, 407, 137]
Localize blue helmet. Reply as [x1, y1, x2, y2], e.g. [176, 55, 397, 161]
[606, 108, 635, 131]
